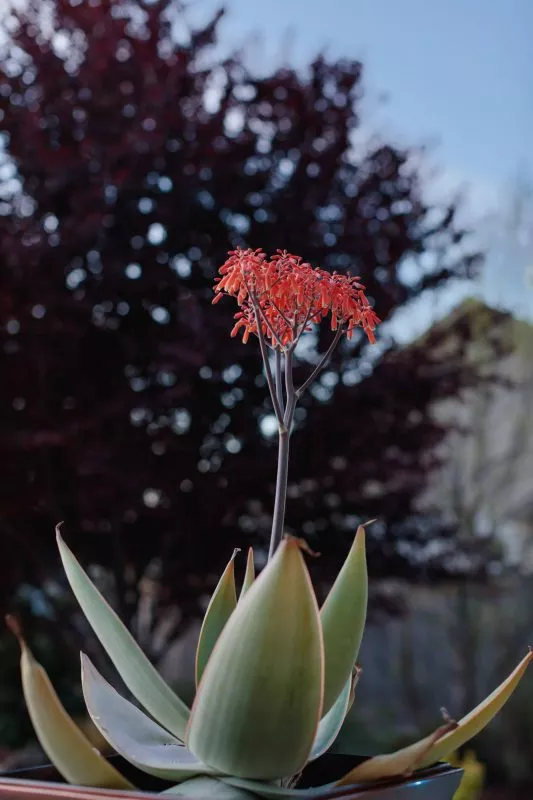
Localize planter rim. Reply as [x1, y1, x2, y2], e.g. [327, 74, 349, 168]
[0, 778, 158, 800]
[0, 764, 464, 800]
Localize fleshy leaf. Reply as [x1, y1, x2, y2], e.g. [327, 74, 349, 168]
[81, 654, 216, 781]
[7, 617, 132, 789]
[335, 722, 457, 784]
[196, 550, 238, 685]
[187, 537, 324, 780]
[336, 650, 533, 785]
[239, 548, 255, 602]
[309, 667, 361, 762]
[320, 526, 367, 715]
[222, 778, 328, 799]
[419, 648, 533, 767]
[163, 777, 257, 798]
[57, 529, 189, 740]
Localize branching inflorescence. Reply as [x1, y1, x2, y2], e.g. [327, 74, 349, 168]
[213, 248, 380, 559]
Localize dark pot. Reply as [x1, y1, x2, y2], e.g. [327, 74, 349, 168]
[0, 756, 463, 799]
[302, 755, 463, 799]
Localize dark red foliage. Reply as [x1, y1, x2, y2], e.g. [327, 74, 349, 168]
[0, 0, 494, 638]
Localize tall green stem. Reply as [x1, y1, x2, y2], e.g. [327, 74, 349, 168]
[262, 332, 342, 560]
[268, 349, 296, 561]
[268, 426, 290, 561]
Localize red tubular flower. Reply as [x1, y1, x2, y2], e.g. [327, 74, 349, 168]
[213, 248, 380, 346]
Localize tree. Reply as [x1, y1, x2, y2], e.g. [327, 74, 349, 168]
[0, 0, 489, 649]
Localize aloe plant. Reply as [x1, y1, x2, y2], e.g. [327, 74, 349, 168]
[12, 248, 532, 797]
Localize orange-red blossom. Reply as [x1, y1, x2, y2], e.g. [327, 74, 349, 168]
[213, 248, 380, 347]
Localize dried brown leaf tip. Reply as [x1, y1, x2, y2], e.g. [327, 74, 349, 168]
[283, 535, 321, 558]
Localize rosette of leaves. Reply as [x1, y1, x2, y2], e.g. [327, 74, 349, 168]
[13, 527, 531, 798]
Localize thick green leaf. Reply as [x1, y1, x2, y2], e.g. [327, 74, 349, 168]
[222, 778, 328, 799]
[320, 526, 367, 715]
[8, 617, 132, 790]
[57, 529, 189, 740]
[196, 550, 238, 685]
[336, 650, 533, 785]
[239, 548, 255, 602]
[187, 537, 324, 780]
[420, 648, 533, 767]
[163, 777, 257, 798]
[309, 667, 360, 762]
[335, 722, 456, 784]
[81, 654, 215, 781]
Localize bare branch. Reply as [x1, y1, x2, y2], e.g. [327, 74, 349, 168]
[293, 303, 314, 347]
[296, 326, 344, 398]
[248, 289, 284, 349]
[274, 347, 285, 415]
[268, 296, 293, 332]
[251, 302, 284, 425]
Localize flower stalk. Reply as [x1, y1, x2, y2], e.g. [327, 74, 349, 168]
[213, 248, 380, 560]
[269, 420, 291, 561]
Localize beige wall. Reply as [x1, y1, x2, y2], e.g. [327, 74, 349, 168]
[418, 312, 533, 567]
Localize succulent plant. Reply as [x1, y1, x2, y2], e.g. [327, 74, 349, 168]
[12, 529, 532, 798]
[10, 248, 532, 797]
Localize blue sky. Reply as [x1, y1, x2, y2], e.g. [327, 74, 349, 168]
[194, 0, 532, 327]
[3, 1, 530, 326]
[200, 0, 532, 209]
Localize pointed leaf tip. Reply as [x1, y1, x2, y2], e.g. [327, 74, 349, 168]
[187, 537, 324, 780]
[196, 550, 239, 685]
[239, 548, 255, 602]
[283, 535, 320, 558]
[56, 530, 189, 740]
[320, 526, 367, 715]
[420, 648, 533, 767]
[336, 650, 533, 786]
[16, 638, 131, 788]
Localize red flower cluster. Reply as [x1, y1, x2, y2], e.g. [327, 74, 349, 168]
[213, 248, 380, 347]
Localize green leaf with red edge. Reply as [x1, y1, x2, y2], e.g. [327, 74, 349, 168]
[309, 667, 361, 762]
[239, 548, 255, 602]
[335, 650, 533, 785]
[196, 549, 238, 685]
[420, 648, 533, 768]
[81, 654, 217, 782]
[320, 526, 367, 715]
[187, 538, 324, 781]
[8, 617, 132, 790]
[57, 528, 189, 741]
